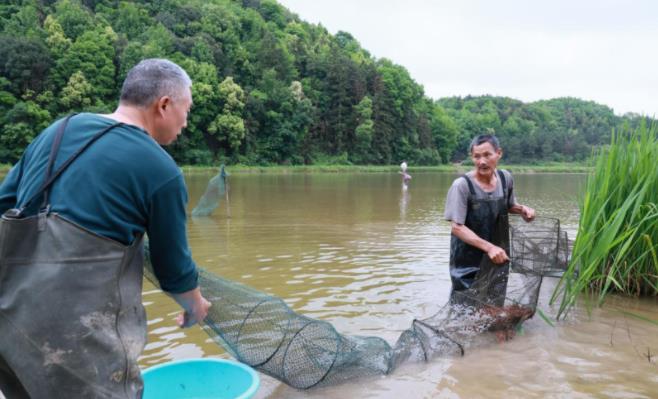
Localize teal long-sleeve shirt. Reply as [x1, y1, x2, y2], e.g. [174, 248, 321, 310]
[0, 113, 198, 293]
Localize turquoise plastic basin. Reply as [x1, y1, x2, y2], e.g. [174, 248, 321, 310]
[142, 358, 260, 399]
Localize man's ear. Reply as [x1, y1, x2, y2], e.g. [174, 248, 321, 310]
[156, 96, 171, 116]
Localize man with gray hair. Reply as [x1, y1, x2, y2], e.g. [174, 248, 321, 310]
[444, 134, 535, 306]
[0, 59, 210, 398]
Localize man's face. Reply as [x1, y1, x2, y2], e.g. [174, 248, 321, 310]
[471, 142, 501, 178]
[153, 87, 193, 145]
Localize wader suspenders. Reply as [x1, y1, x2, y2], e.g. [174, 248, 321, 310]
[6, 115, 123, 221]
[498, 170, 508, 205]
[461, 169, 508, 202]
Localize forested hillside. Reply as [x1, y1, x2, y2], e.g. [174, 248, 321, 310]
[438, 96, 651, 162]
[0, 0, 651, 165]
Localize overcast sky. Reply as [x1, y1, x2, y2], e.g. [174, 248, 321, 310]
[276, 0, 657, 116]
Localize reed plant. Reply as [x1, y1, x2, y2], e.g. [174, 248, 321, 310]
[552, 122, 658, 318]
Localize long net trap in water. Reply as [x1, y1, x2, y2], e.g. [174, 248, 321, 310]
[145, 169, 570, 389]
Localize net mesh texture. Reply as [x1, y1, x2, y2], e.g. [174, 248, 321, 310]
[145, 169, 570, 389]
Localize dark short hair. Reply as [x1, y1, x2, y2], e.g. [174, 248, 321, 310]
[469, 134, 500, 153]
[120, 59, 192, 107]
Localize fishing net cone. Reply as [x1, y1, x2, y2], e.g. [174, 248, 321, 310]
[191, 165, 228, 217]
[143, 172, 570, 389]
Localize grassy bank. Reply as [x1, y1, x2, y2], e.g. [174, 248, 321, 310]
[180, 161, 592, 174]
[553, 123, 658, 318]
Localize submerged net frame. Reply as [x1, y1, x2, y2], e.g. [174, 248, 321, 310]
[145, 171, 570, 389]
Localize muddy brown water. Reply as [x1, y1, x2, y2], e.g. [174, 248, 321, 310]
[140, 171, 657, 398]
[2, 171, 657, 398]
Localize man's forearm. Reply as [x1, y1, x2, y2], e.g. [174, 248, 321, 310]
[509, 203, 536, 222]
[508, 204, 526, 215]
[451, 222, 494, 253]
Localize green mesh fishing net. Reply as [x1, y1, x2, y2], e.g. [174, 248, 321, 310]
[145, 169, 570, 389]
[191, 165, 229, 217]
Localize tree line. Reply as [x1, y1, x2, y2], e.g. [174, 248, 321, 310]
[438, 96, 653, 163]
[0, 0, 653, 166]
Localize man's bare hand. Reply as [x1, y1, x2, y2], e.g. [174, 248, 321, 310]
[487, 244, 509, 264]
[171, 287, 212, 328]
[176, 297, 211, 328]
[520, 205, 535, 222]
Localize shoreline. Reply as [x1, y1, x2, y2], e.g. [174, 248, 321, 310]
[1, 162, 592, 176]
[179, 162, 592, 174]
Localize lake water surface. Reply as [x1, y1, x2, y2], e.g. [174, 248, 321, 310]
[1, 165, 656, 399]
[124, 171, 658, 397]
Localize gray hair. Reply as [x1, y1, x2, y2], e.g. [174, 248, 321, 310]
[469, 134, 501, 153]
[120, 59, 192, 107]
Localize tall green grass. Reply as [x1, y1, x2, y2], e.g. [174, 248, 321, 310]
[552, 122, 658, 318]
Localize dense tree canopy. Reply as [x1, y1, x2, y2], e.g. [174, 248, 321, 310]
[0, 0, 652, 165]
[437, 95, 642, 163]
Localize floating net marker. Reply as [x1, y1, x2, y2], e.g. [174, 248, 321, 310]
[144, 171, 570, 389]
